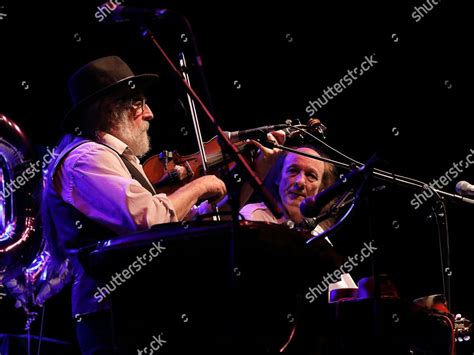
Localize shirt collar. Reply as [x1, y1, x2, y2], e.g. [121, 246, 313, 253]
[97, 132, 128, 155]
[96, 132, 140, 163]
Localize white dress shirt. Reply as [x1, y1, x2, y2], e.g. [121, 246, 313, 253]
[54, 133, 178, 236]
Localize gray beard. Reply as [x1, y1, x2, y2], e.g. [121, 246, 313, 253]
[119, 120, 151, 158]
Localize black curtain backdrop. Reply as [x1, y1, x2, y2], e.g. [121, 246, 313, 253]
[1, 0, 471, 353]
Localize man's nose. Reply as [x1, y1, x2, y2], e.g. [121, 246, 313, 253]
[143, 103, 154, 121]
[294, 172, 306, 187]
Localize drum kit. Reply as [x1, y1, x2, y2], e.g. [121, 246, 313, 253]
[1, 113, 471, 354]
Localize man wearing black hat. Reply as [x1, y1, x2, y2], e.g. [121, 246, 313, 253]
[42, 56, 226, 354]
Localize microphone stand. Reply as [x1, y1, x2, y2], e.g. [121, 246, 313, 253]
[177, 51, 220, 221]
[140, 27, 283, 221]
[140, 24, 284, 353]
[267, 139, 465, 345]
[430, 196, 452, 311]
[267, 141, 474, 206]
[177, 11, 216, 116]
[178, 51, 209, 176]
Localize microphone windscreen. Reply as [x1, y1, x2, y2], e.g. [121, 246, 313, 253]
[455, 180, 469, 194]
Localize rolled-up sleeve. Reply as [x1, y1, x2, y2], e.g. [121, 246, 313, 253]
[239, 203, 278, 223]
[57, 142, 178, 235]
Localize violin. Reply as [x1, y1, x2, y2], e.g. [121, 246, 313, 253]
[143, 119, 324, 194]
[143, 135, 252, 195]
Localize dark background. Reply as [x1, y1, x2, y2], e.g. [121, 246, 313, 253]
[1, 0, 472, 353]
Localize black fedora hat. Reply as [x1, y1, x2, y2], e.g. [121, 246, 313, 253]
[62, 56, 159, 130]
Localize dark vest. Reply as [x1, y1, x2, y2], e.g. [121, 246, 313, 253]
[44, 138, 153, 315]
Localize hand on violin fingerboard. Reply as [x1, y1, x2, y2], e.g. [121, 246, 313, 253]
[248, 131, 286, 180]
[238, 131, 286, 208]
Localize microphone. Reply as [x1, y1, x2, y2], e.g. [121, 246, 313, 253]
[455, 180, 474, 196]
[225, 124, 290, 143]
[300, 156, 378, 217]
[307, 118, 327, 138]
[103, 5, 168, 23]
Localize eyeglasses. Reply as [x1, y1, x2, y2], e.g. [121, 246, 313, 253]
[130, 98, 147, 113]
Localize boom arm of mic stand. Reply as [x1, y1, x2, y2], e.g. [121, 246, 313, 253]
[269, 139, 464, 310]
[268, 142, 474, 206]
[142, 27, 283, 219]
[370, 170, 474, 205]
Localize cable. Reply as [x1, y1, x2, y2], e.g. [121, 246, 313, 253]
[436, 313, 455, 355]
[305, 194, 357, 245]
[292, 125, 429, 186]
[37, 305, 46, 355]
[28, 323, 31, 355]
[25, 310, 38, 355]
